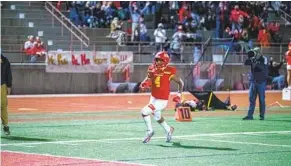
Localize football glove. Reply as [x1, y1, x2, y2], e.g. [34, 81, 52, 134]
[139, 79, 151, 89]
[173, 93, 182, 103]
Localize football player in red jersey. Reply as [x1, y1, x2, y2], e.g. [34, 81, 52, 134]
[139, 51, 184, 144]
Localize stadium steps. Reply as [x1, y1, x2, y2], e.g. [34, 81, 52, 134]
[1, 9, 53, 16]
[1, 17, 63, 27]
[1, 1, 89, 62]
[1, 26, 71, 36]
[280, 26, 291, 43]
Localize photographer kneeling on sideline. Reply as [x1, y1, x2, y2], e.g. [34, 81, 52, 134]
[243, 47, 268, 120]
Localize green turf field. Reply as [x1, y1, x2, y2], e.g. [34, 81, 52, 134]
[2, 110, 291, 166]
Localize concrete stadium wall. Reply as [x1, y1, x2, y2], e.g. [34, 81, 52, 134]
[11, 64, 287, 94]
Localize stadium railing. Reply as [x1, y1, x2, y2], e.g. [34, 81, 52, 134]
[2, 39, 289, 64]
[279, 9, 291, 25]
[44, 1, 90, 48]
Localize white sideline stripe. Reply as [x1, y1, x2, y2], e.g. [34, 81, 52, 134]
[13, 145, 35, 148]
[7, 91, 282, 98]
[177, 138, 291, 148]
[57, 142, 79, 146]
[1, 150, 152, 166]
[243, 133, 265, 136]
[1, 130, 290, 147]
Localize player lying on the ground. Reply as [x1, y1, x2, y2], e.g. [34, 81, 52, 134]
[175, 99, 206, 111]
[139, 51, 184, 144]
[175, 97, 237, 111]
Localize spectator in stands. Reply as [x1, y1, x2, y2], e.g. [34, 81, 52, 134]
[132, 23, 140, 42]
[230, 5, 249, 31]
[268, 57, 285, 89]
[216, 2, 228, 38]
[106, 17, 126, 46]
[169, 16, 179, 30]
[139, 17, 150, 42]
[104, 2, 117, 27]
[144, 1, 156, 15]
[248, 13, 261, 39]
[115, 29, 127, 46]
[107, 17, 123, 37]
[83, 2, 92, 28]
[129, 1, 149, 42]
[257, 27, 271, 48]
[154, 23, 167, 54]
[56, 1, 61, 10]
[223, 27, 233, 38]
[270, 1, 281, 16]
[170, 25, 185, 61]
[117, 5, 128, 21]
[190, 9, 201, 31]
[30, 37, 46, 63]
[69, 2, 81, 27]
[24, 35, 34, 56]
[238, 28, 252, 53]
[169, 1, 179, 11]
[260, 7, 269, 24]
[268, 21, 282, 43]
[34, 37, 46, 56]
[179, 3, 190, 23]
[93, 3, 106, 28]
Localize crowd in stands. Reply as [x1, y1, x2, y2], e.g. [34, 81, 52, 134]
[61, 2, 290, 44]
[63, 1, 158, 29]
[53, 1, 291, 63]
[24, 36, 46, 63]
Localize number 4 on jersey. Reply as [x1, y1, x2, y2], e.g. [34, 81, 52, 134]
[154, 76, 161, 87]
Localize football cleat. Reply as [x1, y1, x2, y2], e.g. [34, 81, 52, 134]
[166, 127, 174, 143]
[3, 126, 10, 135]
[143, 130, 155, 144]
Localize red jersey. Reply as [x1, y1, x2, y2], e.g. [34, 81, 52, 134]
[148, 65, 176, 100]
[286, 50, 291, 65]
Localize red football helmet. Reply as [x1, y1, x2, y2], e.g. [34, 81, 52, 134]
[154, 51, 170, 70]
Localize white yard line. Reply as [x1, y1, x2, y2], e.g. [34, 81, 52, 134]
[12, 145, 35, 148]
[177, 138, 291, 148]
[56, 142, 79, 146]
[1, 130, 291, 147]
[241, 133, 266, 136]
[1, 150, 152, 166]
[7, 91, 281, 98]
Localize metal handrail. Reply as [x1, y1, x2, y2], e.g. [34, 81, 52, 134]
[279, 9, 291, 25]
[44, 1, 90, 47]
[3, 38, 290, 46]
[3, 38, 290, 64]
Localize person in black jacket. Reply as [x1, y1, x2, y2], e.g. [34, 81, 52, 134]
[243, 47, 268, 120]
[268, 57, 285, 89]
[1, 53, 12, 135]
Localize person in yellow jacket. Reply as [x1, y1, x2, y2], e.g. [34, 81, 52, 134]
[1, 53, 12, 135]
